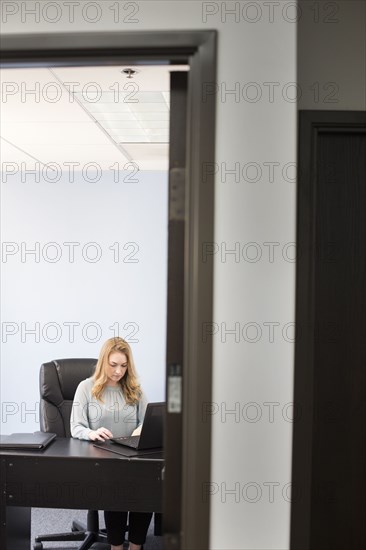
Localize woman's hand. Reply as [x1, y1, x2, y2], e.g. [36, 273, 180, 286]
[88, 427, 113, 441]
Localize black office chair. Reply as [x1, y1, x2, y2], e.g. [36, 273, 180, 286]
[34, 358, 109, 550]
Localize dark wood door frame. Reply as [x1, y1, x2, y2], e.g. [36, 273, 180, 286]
[290, 110, 366, 549]
[0, 31, 216, 550]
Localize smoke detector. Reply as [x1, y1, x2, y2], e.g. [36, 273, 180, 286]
[121, 68, 138, 79]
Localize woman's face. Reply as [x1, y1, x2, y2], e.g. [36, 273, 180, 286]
[105, 351, 128, 386]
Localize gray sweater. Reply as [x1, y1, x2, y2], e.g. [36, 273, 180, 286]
[70, 377, 148, 440]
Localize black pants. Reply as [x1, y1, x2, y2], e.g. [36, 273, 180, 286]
[104, 510, 152, 546]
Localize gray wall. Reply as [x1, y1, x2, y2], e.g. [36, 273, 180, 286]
[298, 0, 366, 110]
[1, 170, 168, 433]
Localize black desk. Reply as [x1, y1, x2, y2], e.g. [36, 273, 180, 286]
[0, 438, 164, 550]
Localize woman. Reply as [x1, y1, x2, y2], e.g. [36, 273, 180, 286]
[71, 337, 152, 550]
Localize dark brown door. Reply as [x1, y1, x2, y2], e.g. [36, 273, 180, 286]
[291, 111, 366, 550]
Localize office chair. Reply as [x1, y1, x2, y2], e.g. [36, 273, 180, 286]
[34, 358, 109, 550]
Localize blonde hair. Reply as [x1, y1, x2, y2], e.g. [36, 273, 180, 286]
[92, 337, 142, 404]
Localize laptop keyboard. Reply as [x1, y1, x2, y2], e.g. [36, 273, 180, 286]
[114, 435, 139, 448]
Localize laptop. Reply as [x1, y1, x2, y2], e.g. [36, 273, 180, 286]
[0, 431, 56, 450]
[93, 402, 164, 457]
[111, 401, 164, 450]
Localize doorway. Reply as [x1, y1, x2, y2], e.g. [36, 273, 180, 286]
[0, 30, 217, 550]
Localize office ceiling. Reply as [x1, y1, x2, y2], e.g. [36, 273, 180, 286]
[0, 65, 188, 172]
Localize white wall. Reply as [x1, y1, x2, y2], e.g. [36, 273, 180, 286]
[1, 2, 298, 549]
[1, 170, 168, 431]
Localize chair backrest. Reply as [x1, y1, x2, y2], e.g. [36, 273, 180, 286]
[39, 358, 97, 437]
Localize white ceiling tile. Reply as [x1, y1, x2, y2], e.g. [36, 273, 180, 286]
[131, 103, 168, 113]
[0, 139, 37, 166]
[124, 143, 169, 158]
[1, 121, 112, 146]
[84, 102, 131, 113]
[109, 128, 148, 137]
[95, 112, 136, 122]
[135, 92, 167, 103]
[145, 129, 169, 136]
[15, 143, 130, 169]
[151, 138, 169, 144]
[117, 136, 151, 143]
[102, 120, 143, 130]
[140, 120, 169, 129]
[0, 91, 91, 123]
[162, 92, 170, 106]
[134, 112, 169, 121]
[0, 65, 189, 171]
[78, 91, 167, 104]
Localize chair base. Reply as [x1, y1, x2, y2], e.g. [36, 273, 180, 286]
[34, 519, 108, 550]
[34, 542, 110, 550]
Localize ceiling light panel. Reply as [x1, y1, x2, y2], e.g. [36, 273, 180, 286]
[75, 91, 170, 144]
[77, 91, 167, 104]
[94, 112, 136, 121]
[84, 102, 131, 113]
[131, 103, 168, 113]
[102, 121, 143, 130]
[134, 112, 170, 121]
[140, 121, 169, 129]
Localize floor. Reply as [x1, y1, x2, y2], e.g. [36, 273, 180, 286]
[31, 508, 163, 549]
